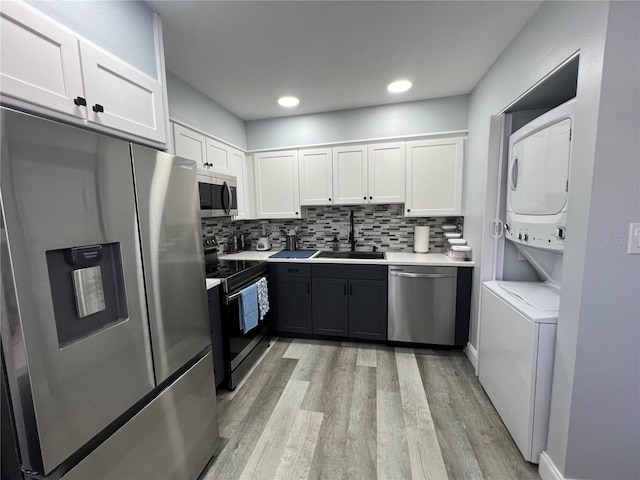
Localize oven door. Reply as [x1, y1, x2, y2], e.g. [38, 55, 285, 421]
[221, 282, 270, 388]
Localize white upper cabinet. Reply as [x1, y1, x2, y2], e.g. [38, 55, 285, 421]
[332, 145, 368, 205]
[206, 138, 231, 173]
[80, 41, 166, 144]
[254, 150, 301, 219]
[368, 142, 405, 204]
[0, 1, 85, 119]
[405, 137, 465, 216]
[0, 1, 166, 146]
[299, 148, 333, 206]
[173, 123, 207, 168]
[229, 148, 255, 220]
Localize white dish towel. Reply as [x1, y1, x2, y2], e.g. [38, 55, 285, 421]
[256, 277, 270, 320]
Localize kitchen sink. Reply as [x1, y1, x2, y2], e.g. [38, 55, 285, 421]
[317, 251, 385, 260]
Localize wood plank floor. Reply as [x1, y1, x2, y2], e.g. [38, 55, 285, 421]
[203, 338, 540, 480]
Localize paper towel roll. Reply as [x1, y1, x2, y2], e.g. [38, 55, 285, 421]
[414, 226, 430, 253]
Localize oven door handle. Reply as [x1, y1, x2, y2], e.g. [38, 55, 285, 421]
[224, 290, 242, 305]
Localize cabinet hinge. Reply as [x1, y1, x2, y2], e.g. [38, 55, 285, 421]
[566, 180, 569, 192]
[569, 129, 572, 141]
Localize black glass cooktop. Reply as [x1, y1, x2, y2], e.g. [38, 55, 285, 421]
[205, 259, 263, 279]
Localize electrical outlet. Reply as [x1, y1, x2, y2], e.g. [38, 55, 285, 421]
[628, 223, 640, 254]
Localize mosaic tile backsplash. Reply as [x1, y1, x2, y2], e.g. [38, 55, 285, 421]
[202, 204, 464, 253]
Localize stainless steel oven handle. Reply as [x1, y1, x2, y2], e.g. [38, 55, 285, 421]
[224, 290, 242, 305]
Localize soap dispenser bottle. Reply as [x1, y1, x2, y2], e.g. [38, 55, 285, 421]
[332, 235, 340, 251]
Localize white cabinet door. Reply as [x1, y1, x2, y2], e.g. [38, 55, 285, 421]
[254, 150, 301, 219]
[173, 123, 207, 169]
[299, 148, 333, 205]
[368, 142, 405, 204]
[206, 138, 230, 173]
[0, 1, 85, 119]
[333, 145, 368, 205]
[80, 41, 166, 144]
[229, 147, 254, 220]
[405, 137, 464, 216]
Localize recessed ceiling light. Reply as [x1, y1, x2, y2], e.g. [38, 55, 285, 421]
[387, 80, 412, 93]
[278, 96, 300, 107]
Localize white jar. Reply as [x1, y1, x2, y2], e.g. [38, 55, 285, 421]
[450, 245, 472, 260]
[446, 238, 467, 255]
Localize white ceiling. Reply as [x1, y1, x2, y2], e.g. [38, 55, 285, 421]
[148, 1, 542, 121]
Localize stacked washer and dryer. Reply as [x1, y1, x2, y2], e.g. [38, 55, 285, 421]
[478, 100, 574, 463]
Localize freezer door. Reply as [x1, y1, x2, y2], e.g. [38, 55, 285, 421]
[130, 145, 211, 383]
[0, 108, 155, 474]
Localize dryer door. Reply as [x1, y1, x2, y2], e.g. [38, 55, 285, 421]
[508, 118, 572, 215]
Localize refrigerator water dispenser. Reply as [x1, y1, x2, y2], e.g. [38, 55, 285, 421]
[46, 243, 128, 346]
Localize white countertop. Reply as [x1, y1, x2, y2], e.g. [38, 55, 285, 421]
[206, 278, 222, 290]
[218, 250, 474, 267]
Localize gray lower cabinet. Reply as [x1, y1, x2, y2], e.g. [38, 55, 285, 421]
[270, 264, 313, 334]
[271, 263, 388, 341]
[311, 264, 388, 341]
[348, 278, 388, 340]
[312, 277, 349, 336]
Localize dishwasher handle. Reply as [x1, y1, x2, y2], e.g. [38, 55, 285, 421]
[389, 271, 456, 279]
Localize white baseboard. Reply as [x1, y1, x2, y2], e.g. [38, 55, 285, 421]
[539, 452, 567, 480]
[464, 342, 478, 373]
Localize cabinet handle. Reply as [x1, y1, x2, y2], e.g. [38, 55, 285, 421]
[287, 268, 299, 272]
[407, 209, 411, 212]
[92, 104, 104, 113]
[74, 96, 87, 106]
[363, 196, 366, 200]
[295, 212, 299, 215]
[369, 196, 373, 200]
[328, 198, 332, 201]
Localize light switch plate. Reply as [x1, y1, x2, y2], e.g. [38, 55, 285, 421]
[628, 223, 640, 254]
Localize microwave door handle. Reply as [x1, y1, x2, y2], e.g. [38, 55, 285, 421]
[222, 181, 231, 214]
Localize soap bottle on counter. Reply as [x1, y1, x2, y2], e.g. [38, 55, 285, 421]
[332, 235, 340, 251]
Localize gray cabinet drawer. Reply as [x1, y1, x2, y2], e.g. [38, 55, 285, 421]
[273, 263, 311, 277]
[311, 264, 387, 280]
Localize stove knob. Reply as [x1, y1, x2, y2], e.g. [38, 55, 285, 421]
[504, 223, 510, 231]
[518, 233, 523, 241]
[556, 227, 566, 239]
[523, 233, 529, 241]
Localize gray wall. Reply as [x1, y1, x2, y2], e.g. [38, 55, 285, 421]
[245, 95, 468, 150]
[26, 1, 158, 79]
[557, 3, 639, 478]
[166, 71, 247, 150]
[466, 1, 639, 478]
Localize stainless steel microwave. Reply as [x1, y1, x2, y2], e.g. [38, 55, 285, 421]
[199, 171, 238, 217]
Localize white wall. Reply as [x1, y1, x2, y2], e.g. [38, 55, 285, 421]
[551, 3, 639, 478]
[245, 95, 468, 150]
[26, 0, 158, 79]
[166, 71, 247, 150]
[467, 1, 640, 478]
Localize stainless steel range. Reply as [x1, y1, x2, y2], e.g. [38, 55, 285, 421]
[203, 237, 271, 390]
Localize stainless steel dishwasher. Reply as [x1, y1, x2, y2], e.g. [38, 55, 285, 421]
[388, 265, 459, 345]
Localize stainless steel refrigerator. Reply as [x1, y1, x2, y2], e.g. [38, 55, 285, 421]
[0, 107, 219, 479]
